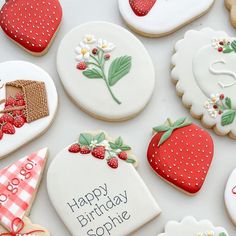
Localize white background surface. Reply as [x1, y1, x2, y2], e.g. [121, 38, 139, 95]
[0, 0, 235, 235]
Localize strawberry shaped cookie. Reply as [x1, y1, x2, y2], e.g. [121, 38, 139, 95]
[47, 131, 161, 236]
[0, 0, 62, 56]
[147, 117, 214, 194]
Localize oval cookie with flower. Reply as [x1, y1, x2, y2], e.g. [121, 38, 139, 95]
[172, 28, 236, 139]
[57, 21, 155, 121]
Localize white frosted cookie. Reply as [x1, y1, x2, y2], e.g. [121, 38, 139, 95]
[118, 0, 215, 37]
[225, 168, 236, 225]
[158, 216, 228, 236]
[0, 61, 58, 158]
[57, 21, 155, 121]
[172, 28, 236, 139]
[47, 131, 161, 236]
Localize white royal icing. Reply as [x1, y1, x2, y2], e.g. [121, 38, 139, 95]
[0, 61, 58, 158]
[47, 135, 161, 236]
[158, 216, 228, 236]
[118, 0, 214, 36]
[57, 21, 155, 121]
[225, 168, 236, 225]
[172, 28, 236, 137]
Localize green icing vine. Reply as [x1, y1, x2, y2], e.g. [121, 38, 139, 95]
[75, 35, 132, 105]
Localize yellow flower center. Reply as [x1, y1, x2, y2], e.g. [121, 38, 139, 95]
[81, 48, 88, 55]
[101, 43, 108, 49]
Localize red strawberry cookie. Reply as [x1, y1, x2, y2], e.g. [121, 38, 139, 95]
[147, 117, 214, 194]
[0, 0, 62, 56]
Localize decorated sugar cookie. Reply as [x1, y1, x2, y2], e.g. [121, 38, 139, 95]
[0, 60, 58, 158]
[57, 21, 155, 121]
[0, 148, 50, 235]
[158, 216, 228, 236]
[0, 0, 62, 56]
[47, 131, 161, 236]
[225, 0, 236, 28]
[172, 28, 236, 139]
[225, 168, 236, 225]
[147, 118, 214, 194]
[118, 0, 215, 37]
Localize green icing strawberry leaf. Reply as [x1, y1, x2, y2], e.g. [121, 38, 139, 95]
[93, 132, 105, 143]
[82, 68, 103, 79]
[219, 233, 227, 236]
[108, 56, 132, 87]
[126, 158, 136, 164]
[79, 133, 93, 146]
[221, 110, 236, 126]
[115, 136, 123, 147]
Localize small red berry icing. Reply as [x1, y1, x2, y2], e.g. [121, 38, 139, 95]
[107, 157, 118, 169]
[68, 132, 136, 169]
[147, 117, 214, 194]
[92, 146, 105, 159]
[68, 143, 81, 153]
[0, 0, 62, 55]
[129, 0, 156, 17]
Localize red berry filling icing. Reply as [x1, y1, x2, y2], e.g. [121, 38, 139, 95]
[0, 0, 62, 54]
[147, 118, 214, 194]
[0, 92, 27, 140]
[129, 0, 156, 17]
[68, 132, 136, 169]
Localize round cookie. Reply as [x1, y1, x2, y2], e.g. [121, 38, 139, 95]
[57, 21, 155, 121]
[47, 131, 161, 236]
[158, 216, 228, 236]
[118, 0, 215, 37]
[0, 0, 62, 56]
[0, 61, 58, 158]
[225, 168, 236, 225]
[147, 117, 214, 195]
[172, 28, 236, 139]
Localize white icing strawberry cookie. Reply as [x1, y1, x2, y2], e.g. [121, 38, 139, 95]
[47, 131, 161, 236]
[225, 168, 236, 225]
[57, 21, 155, 121]
[158, 216, 228, 236]
[172, 28, 236, 139]
[0, 61, 58, 158]
[118, 0, 215, 37]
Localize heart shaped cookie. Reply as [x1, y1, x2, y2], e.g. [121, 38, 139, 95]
[0, 0, 62, 55]
[147, 117, 214, 194]
[47, 131, 161, 236]
[0, 60, 58, 158]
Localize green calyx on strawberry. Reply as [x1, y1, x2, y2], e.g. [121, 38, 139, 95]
[148, 117, 214, 194]
[153, 117, 192, 146]
[68, 132, 136, 169]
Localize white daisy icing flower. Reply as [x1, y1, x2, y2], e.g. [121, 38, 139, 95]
[75, 42, 90, 62]
[210, 93, 220, 103]
[97, 39, 116, 52]
[83, 34, 96, 44]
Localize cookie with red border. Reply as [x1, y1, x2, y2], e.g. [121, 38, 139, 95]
[0, 0, 62, 56]
[147, 117, 214, 195]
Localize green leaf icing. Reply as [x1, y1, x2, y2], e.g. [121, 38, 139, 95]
[79, 133, 93, 146]
[108, 56, 132, 86]
[153, 117, 192, 146]
[93, 132, 105, 143]
[221, 110, 236, 126]
[82, 68, 103, 79]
